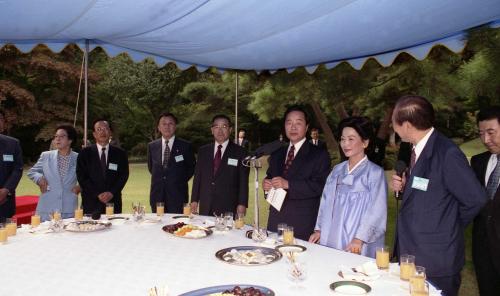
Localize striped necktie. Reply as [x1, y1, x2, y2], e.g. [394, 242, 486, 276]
[486, 154, 500, 199]
[163, 140, 170, 168]
[283, 145, 295, 177]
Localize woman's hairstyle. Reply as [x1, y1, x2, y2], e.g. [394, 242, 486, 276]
[56, 124, 77, 147]
[337, 116, 374, 142]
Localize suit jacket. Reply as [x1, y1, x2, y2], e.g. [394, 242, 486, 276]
[76, 144, 129, 214]
[234, 138, 249, 149]
[27, 150, 78, 221]
[266, 142, 330, 240]
[397, 130, 487, 277]
[470, 151, 500, 271]
[0, 134, 23, 220]
[191, 142, 249, 216]
[148, 137, 195, 213]
[309, 138, 327, 150]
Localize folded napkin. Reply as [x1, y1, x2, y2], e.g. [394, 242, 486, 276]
[338, 264, 381, 281]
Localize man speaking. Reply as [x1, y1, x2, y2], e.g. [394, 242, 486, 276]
[391, 95, 487, 296]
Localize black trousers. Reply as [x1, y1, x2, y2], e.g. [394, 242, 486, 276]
[472, 216, 500, 296]
[428, 273, 461, 296]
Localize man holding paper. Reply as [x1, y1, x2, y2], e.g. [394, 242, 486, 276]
[191, 115, 249, 216]
[263, 105, 330, 240]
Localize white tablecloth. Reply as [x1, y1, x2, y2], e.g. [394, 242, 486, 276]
[0, 214, 439, 295]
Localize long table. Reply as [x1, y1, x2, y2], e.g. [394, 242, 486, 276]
[0, 214, 439, 295]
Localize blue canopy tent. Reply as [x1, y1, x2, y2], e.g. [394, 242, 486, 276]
[0, 0, 499, 139]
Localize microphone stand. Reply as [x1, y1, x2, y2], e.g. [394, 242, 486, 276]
[243, 156, 262, 238]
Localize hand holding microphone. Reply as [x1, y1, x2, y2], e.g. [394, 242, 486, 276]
[393, 160, 407, 200]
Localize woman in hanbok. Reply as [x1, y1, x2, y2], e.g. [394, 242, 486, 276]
[309, 116, 387, 258]
[28, 125, 80, 221]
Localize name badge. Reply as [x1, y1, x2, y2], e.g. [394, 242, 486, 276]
[175, 155, 184, 162]
[411, 176, 429, 191]
[108, 163, 118, 171]
[2, 154, 14, 162]
[227, 158, 238, 166]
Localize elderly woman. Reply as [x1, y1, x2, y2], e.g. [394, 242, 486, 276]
[309, 117, 387, 258]
[28, 125, 80, 221]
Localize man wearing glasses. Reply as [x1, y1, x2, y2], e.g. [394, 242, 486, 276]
[191, 115, 249, 216]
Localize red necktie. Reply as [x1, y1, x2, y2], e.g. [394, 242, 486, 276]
[410, 147, 416, 172]
[283, 145, 295, 177]
[213, 144, 222, 175]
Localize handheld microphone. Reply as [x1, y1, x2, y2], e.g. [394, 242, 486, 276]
[394, 160, 407, 200]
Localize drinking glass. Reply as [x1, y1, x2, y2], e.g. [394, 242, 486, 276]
[283, 226, 295, 245]
[0, 224, 7, 244]
[287, 261, 307, 283]
[6, 218, 17, 236]
[31, 213, 41, 228]
[409, 266, 426, 292]
[234, 212, 245, 229]
[400, 254, 416, 281]
[376, 246, 390, 270]
[410, 281, 429, 296]
[74, 207, 84, 221]
[251, 227, 268, 242]
[105, 203, 114, 218]
[51, 210, 62, 221]
[224, 212, 234, 230]
[277, 223, 287, 243]
[214, 216, 226, 231]
[183, 203, 191, 216]
[156, 202, 165, 217]
[132, 202, 145, 222]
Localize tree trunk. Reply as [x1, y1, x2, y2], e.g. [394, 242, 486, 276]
[377, 106, 394, 140]
[309, 100, 338, 154]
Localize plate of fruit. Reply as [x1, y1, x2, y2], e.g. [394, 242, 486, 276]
[162, 222, 212, 239]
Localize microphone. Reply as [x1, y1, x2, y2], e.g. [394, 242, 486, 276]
[246, 140, 285, 160]
[394, 160, 407, 200]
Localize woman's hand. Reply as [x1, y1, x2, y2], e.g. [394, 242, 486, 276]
[308, 230, 321, 243]
[37, 177, 48, 193]
[72, 185, 81, 195]
[345, 238, 364, 254]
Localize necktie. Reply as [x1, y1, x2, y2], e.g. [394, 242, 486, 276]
[163, 140, 171, 168]
[486, 155, 500, 199]
[213, 144, 222, 175]
[100, 147, 107, 174]
[283, 145, 295, 177]
[409, 147, 416, 172]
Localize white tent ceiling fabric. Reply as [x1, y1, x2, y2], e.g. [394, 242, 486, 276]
[0, 0, 499, 72]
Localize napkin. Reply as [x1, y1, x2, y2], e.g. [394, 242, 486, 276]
[338, 264, 380, 281]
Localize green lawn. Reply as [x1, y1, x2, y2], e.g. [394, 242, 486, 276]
[16, 139, 485, 295]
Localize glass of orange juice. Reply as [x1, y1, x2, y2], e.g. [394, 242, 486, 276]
[376, 246, 390, 270]
[409, 266, 426, 291]
[6, 218, 17, 236]
[31, 213, 41, 228]
[74, 207, 84, 221]
[52, 210, 62, 221]
[106, 203, 114, 218]
[283, 226, 295, 245]
[400, 254, 416, 281]
[410, 281, 429, 296]
[183, 203, 191, 216]
[0, 224, 7, 244]
[156, 202, 165, 216]
[235, 212, 245, 229]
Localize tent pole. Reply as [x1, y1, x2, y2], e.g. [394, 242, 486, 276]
[234, 72, 238, 143]
[84, 40, 89, 147]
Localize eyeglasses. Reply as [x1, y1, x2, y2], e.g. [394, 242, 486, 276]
[211, 125, 230, 130]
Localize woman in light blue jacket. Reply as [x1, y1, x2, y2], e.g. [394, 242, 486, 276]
[28, 125, 80, 221]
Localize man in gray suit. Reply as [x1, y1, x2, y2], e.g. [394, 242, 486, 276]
[0, 110, 23, 223]
[148, 113, 195, 214]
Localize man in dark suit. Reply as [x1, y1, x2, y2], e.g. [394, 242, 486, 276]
[148, 112, 195, 214]
[309, 127, 327, 150]
[77, 119, 129, 215]
[0, 110, 23, 223]
[470, 107, 500, 296]
[191, 115, 249, 216]
[263, 106, 330, 241]
[234, 128, 249, 149]
[391, 95, 487, 296]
